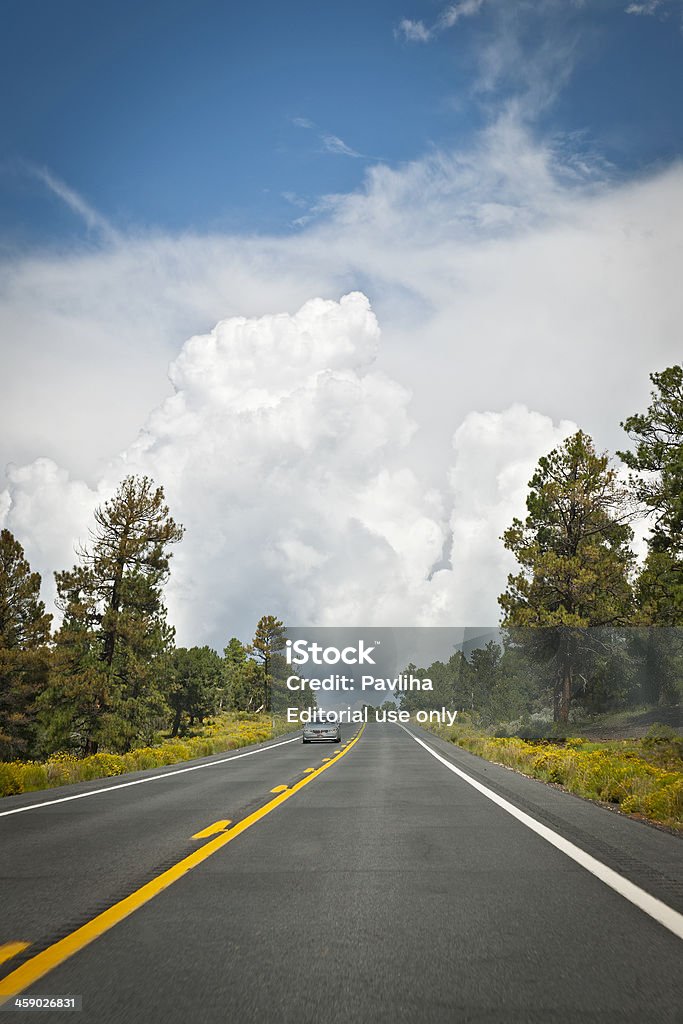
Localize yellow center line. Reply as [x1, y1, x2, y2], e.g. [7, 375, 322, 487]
[0, 945, 30, 967]
[191, 819, 232, 839]
[0, 724, 365, 1002]
[270, 785, 288, 794]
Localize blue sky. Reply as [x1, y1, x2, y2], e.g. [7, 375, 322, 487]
[2, 0, 682, 242]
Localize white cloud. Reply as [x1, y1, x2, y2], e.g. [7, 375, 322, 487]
[397, 0, 485, 42]
[321, 134, 363, 158]
[0, 459, 101, 615]
[291, 117, 364, 160]
[26, 164, 119, 242]
[0, 294, 584, 642]
[1, 115, 682, 643]
[438, 0, 486, 30]
[625, 1, 663, 12]
[396, 19, 432, 42]
[447, 407, 578, 621]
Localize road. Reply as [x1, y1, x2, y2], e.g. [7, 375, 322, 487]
[0, 723, 681, 1023]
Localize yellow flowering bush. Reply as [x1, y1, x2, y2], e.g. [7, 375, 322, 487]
[0, 713, 298, 797]
[0, 761, 47, 795]
[425, 721, 683, 829]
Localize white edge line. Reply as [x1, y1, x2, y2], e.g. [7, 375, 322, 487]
[0, 735, 301, 818]
[400, 724, 683, 943]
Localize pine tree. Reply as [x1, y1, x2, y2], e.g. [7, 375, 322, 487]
[0, 530, 52, 758]
[221, 637, 258, 710]
[619, 364, 683, 624]
[45, 476, 183, 753]
[499, 431, 635, 722]
[249, 615, 286, 712]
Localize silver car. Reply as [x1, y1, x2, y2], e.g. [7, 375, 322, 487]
[302, 716, 341, 743]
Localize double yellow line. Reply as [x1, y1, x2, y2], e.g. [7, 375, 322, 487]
[0, 725, 365, 1001]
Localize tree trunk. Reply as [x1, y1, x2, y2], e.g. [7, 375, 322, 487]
[642, 626, 660, 705]
[171, 706, 182, 737]
[555, 631, 573, 724]
[264, 656, 270, 713]
[558, 657, 572, 724]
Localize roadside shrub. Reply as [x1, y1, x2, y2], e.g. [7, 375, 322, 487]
[0, 713, 298, 797]
[642, 724, 683, 763]
[0, 763, 23, 796]
[421, 717, 683, 829]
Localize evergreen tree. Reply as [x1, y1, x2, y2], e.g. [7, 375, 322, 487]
[249, 615, 286, 712]
[499, 431, 635, 722]
[45, 476, 183, 753]
[168, 646, 224, 735]
[619, 364, 683, 623]
[0, 530, 52, 758]
[221, 637, 262, 711]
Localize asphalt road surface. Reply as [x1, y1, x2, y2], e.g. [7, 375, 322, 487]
[1, 723, 682, 1023]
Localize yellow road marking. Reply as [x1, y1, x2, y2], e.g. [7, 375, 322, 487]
[0, 724, 365, 1002]
[270, 785, 288, 794]
[303, 768, 315, 773]
[0, 945, 29, 967]
[191, 820, 231, 839]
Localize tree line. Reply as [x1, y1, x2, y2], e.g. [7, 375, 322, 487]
[0, 474, 302, 760]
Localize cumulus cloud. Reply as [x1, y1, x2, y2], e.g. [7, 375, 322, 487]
[0, 292, 585, 644]
[447, 406, 578, 621]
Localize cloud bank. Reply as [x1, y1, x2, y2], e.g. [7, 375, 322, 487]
[1, 291, 578, 646]
[1, 115, 681, 645]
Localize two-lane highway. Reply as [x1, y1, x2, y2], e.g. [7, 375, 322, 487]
[0, 730, 338, 956]
[1, 724, 681, 1022]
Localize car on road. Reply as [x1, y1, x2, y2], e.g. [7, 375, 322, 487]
[302, 716, 341, 743]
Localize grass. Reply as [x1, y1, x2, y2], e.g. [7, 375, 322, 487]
[0, 713, 299, 798]
[422, 719, 683, 831]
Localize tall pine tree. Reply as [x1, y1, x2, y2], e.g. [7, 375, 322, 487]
[45, 476, 183, 753]
[249, 615, 286, 713]
[499, 432, 635, 722]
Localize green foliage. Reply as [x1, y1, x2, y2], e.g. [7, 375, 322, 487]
[222, 637, 263, 711]
[0, 530, 52, 758]
[43, 476, 183, 754]
[619, 365, 683, 625]
[168, 646, 224, 735]
[249, 614, 286, 712]
[642, 722, 683, 761]
[500, 431, 635, 628]
[400, 643, 542, 726]
[399, 655, 464, 713]
[499, 431, 635, 721]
